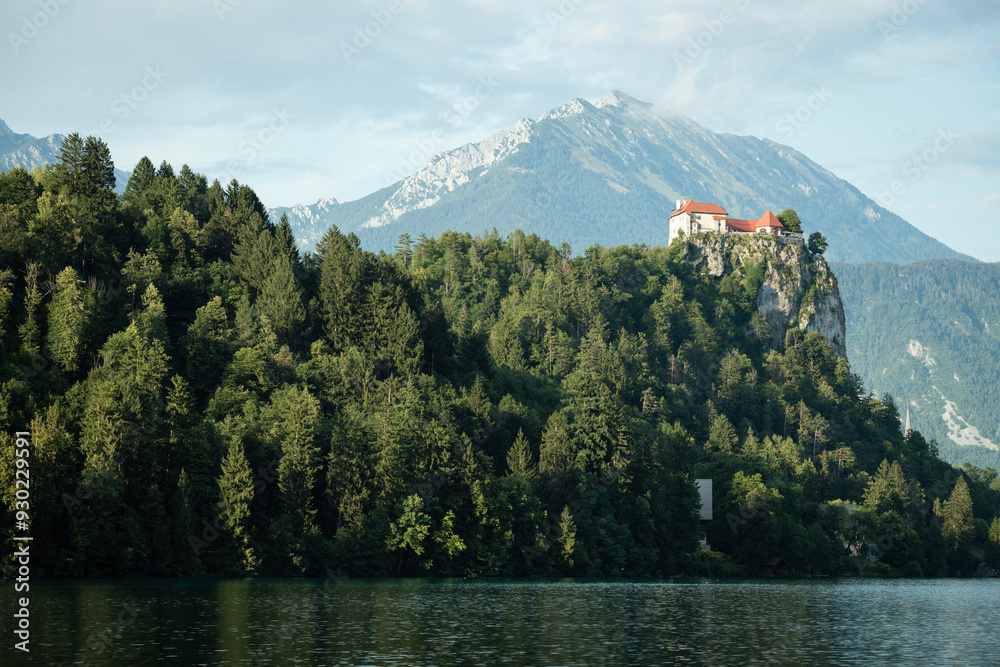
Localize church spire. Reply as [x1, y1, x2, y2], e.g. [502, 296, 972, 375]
[904, 397, 911, 437]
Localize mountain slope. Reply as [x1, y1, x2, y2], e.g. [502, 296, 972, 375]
[0, 119, 129, 193]
[274, 91, 971, 265]
[834, 260, 1000, 468]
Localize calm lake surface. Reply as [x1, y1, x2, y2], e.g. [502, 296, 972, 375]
[5, 578, 999, 665]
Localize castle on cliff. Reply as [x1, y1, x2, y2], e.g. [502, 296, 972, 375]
[668, 198, 801, 243]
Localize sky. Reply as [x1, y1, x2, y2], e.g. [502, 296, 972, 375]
[1, 0, 998, 261]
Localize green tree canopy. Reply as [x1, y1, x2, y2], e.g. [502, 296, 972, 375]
[777, 209, 802, 233]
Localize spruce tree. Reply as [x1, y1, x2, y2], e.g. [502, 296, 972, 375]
[231, 218, 277, 296]
[217, 437, 257, 575]
[557, 506, 577, 566]
[125, 156, 156, 200]
[18, 262, 43, 357]
[80, 136, 117, 199]
[707, 412, 738, 454]
[317, 225, 371, 350]
[31, 191, 80, 269]
[538, 412, 571, 477]
[506, 429, 536, 478]
[364, 281, 422, 377]
[258, 255, 306, 346]
[47, 266, 87, 372]
[988, 517, 1000, 569]
[941, 477, 974, 549]
[275, 213, 301, 266]
[270, 386, 321, 535]
[55, 133, 85, 193]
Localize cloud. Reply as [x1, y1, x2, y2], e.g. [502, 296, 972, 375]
[0, 0, 995, 246]
[945, 131, 1000, 174]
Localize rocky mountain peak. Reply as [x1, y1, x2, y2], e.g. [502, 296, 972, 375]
[272, 91, 972, 264]
[0, 118, 36, 154]
[595, 89, 649, 110]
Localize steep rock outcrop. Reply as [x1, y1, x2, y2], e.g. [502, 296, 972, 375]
[681, 234, 847, 358]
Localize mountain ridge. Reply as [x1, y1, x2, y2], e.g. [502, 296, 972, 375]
[834, 259, 1000, 468]
[272, 91, 972, 266]
[0, 120, 130, 193]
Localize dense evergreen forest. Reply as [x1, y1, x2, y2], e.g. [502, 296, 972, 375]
[1, 135, 999, 579]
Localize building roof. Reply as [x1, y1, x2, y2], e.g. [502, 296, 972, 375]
[725, 210, 784, 233]
[669, 199, 729, 219]
[670, 200, 786, 235]
[725, 218, 757, 233]
[757, 210, 783, 228]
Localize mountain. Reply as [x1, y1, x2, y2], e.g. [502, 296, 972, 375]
[0, 119, 130, 193]
[273, 90, 972, 265]
[834, 260, 1000, 468]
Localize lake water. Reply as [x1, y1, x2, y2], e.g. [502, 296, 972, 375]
[6, 578, 999, 665]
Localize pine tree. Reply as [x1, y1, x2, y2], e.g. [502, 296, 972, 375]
[47, 266, 87, 371]
[167, 375, 215, 512]
[364, 281, 422, 377]
[231, 217, 277, 296]
[707, 412, 738, 454]
[157, 160, 175, 180]
[134, 283, 170, 348]
[18, 262, 44, 357]
[270, 386, 322, 535]
[258, 255, 306, 346]
[80, 136, 117, 199]
[55, 133, 85, 193]
[233, 294, 258, 347]
[29, 402, 81, 570]
[166, 207, 202, 266]
[557, 506, 577, 566]
[0, 270, 14, 354]
[538, 412, 576, 476]
[807, 232, 828, 256]
[506, 429, 536, 478]
[941, 477, 974, 549]
[91, 319, 170, 460]
[274, 212, 301, 266]
[317, 226, 370, 350]
[863, 459, 916, 517]
[217, 437, 257, 575]
[183, 296, 233, 396]
[394, 233, 414, 266]
[125, 156, 156, 200]
[987, 517, 1000, 569]
[29, 191, 79, 269]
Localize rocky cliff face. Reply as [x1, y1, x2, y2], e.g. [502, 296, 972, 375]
[681, 234, 847, 358]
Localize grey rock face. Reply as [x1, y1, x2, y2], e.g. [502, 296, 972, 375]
[682, 234, 847, 358]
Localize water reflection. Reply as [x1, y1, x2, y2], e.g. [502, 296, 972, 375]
[7, 578, 999, 665]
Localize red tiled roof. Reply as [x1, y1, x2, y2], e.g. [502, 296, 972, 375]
[725, 218, 757, 233]
[757, 210, 783, 228]
[669, 199, 729, 218]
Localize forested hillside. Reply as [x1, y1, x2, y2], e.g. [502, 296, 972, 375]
[2, 136, 999, 580]
[834, 261, 1000, 469]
